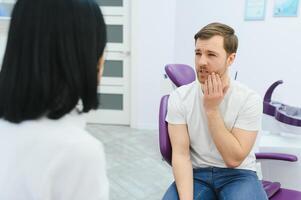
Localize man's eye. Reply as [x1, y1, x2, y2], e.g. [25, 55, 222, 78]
[195, 53, 201, 56]
[209, 54, 216, 56]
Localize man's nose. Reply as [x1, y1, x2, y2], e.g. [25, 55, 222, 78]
[198, 55, 208, 67]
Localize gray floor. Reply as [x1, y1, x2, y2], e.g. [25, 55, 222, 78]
[86, 124, 174, 200]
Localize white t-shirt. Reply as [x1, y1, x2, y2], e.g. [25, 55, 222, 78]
[166, 79, 263, 171]
[0, 113, 109, 200]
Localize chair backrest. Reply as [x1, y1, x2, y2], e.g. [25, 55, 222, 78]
[165, 64, 196, 87]
[159, 95, 172, 165]
[159, 64, 195, 165]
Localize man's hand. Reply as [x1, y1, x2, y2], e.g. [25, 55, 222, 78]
[202, 72, 229, 113]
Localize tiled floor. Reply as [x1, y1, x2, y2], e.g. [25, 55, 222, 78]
[86, 124, 173, 200]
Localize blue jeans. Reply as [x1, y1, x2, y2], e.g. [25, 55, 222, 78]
[163, 167, 268, 200]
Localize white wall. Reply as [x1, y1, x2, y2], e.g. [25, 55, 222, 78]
[174, 0, 301, 107]
[0, 1, 14, 67]
[0, 19, 9, 69]
[130, 0, 176, 129]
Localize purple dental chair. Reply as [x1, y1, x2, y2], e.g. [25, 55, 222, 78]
[159, 64, 301, 199]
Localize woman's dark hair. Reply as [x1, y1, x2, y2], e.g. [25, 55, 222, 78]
[0, 0, 107, 123]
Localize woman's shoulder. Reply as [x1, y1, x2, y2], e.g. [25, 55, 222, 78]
[0, 114, 105, 157]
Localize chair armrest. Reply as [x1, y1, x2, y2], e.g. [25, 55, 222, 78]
[255, 152, 298, 162]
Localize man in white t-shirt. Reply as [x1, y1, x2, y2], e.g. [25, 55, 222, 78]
[163, 22, 268, 200]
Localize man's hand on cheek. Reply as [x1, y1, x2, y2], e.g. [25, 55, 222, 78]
[201, 72, 228, 113]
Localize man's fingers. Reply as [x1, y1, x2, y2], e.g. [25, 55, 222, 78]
[204, 79, 209, 95]
[208, 74, 213, 94]
[216, 73, 223, 95]
[211, 73, 218, 93]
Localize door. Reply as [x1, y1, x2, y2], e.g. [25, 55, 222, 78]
[87, 0, 130, 125]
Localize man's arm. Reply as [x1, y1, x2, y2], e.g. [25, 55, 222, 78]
[203, 73, 258, 168]
[206, 110, 257, 168]
[168, 123, 193, 200]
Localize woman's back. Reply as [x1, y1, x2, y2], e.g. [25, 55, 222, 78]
[0, 113, 108, 200]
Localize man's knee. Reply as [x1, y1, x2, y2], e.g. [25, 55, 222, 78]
[218, 178, 268, 200]
[162, 182, 179, 200]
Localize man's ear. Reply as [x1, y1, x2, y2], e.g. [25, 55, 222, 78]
[227, 53, 236, 66]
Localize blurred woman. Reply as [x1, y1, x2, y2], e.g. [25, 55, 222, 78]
[0, 0, 108, 199]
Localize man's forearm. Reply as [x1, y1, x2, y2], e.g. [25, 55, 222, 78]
[172, 155, 193, 200]
[206, 110, 245, 167]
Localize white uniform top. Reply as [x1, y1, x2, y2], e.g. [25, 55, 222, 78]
[0, 113, 109, 200]
[166, 79, 263, 171]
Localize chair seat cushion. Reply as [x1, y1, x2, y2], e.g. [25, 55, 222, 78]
[262, 180, 281, 198]
[270, 188, 301, 200]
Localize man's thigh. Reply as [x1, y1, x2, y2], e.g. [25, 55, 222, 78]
[162, 181, 217, 200]
[217, 170, 268, 200]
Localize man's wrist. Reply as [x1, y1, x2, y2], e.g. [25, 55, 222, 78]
[205, 108, 220, 117]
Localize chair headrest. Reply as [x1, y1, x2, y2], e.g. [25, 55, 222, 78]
[165, 64, 196, 87]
